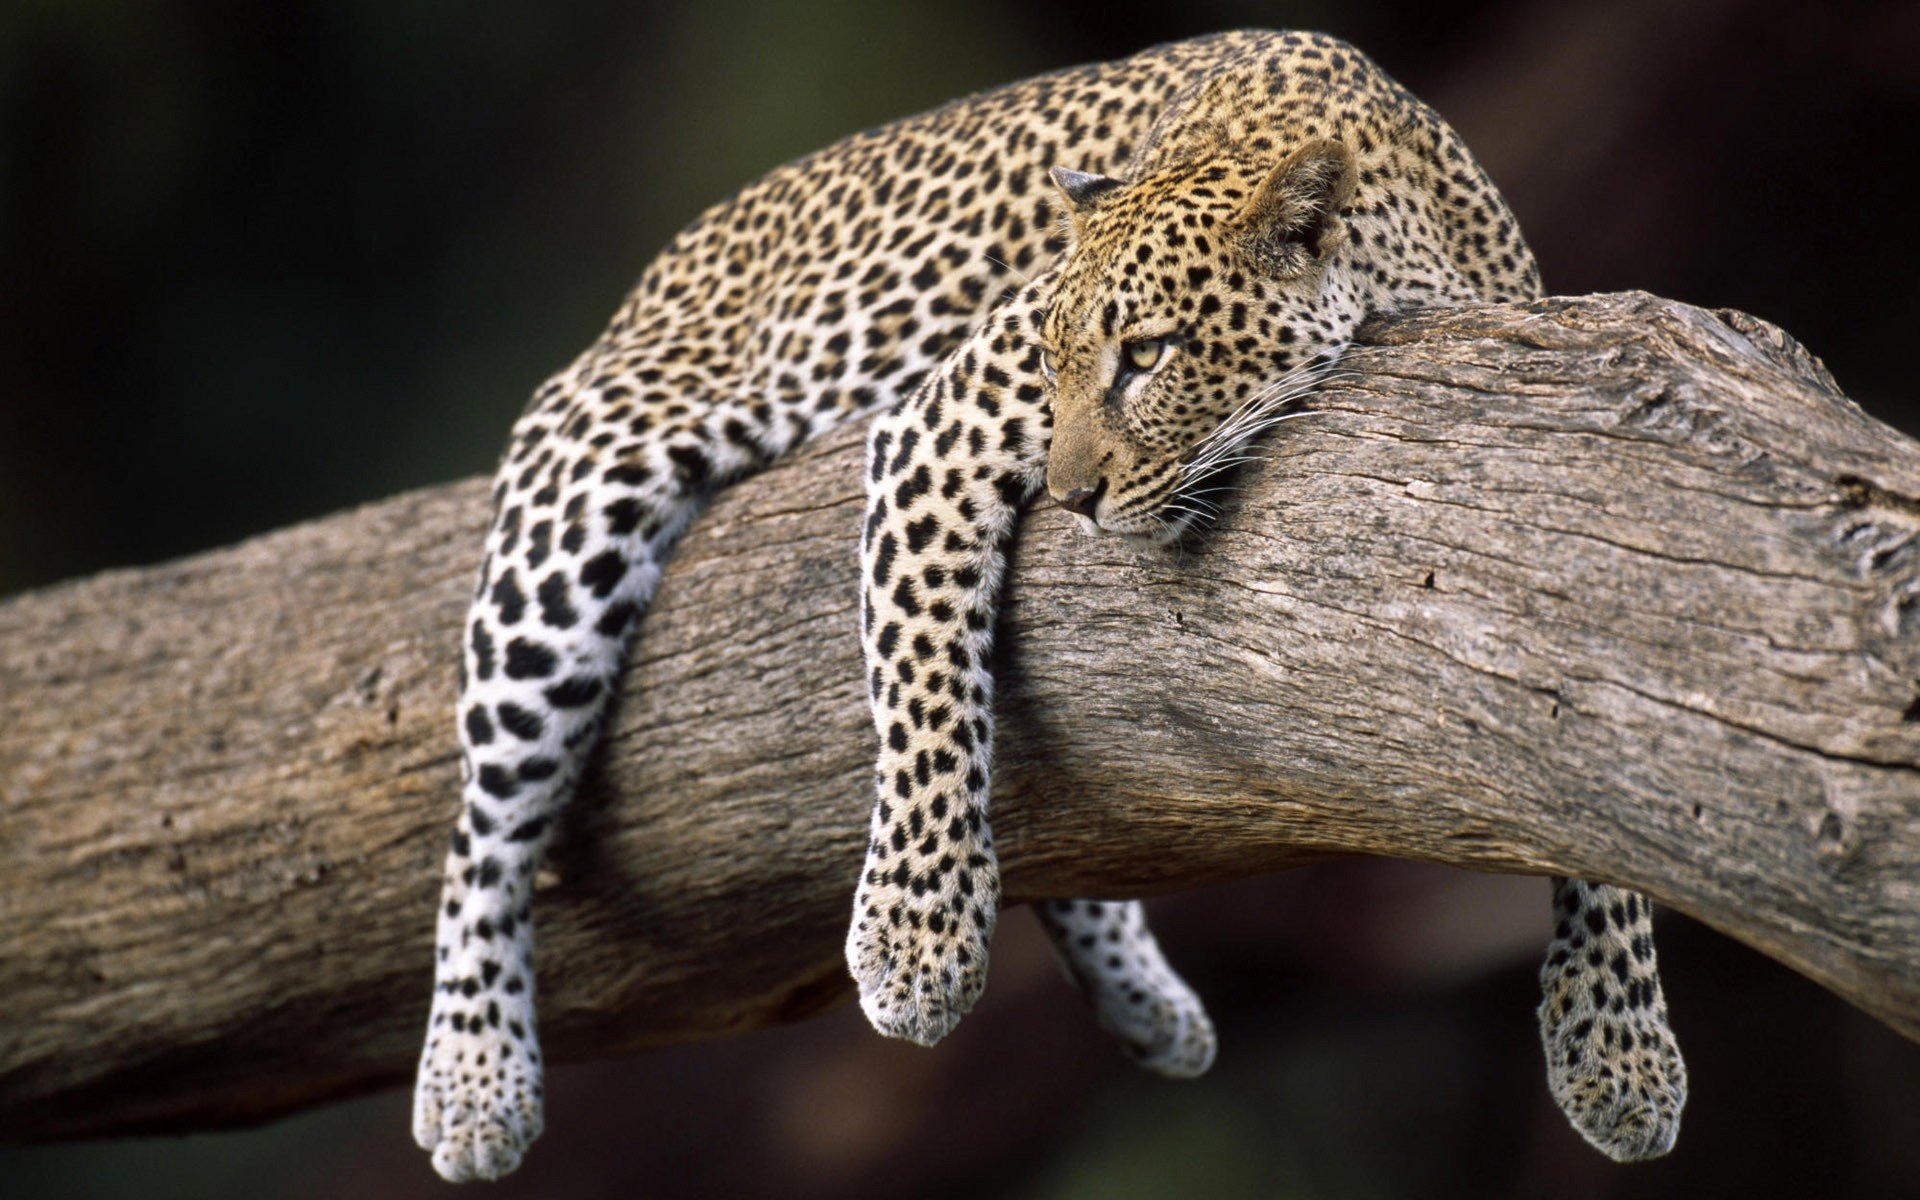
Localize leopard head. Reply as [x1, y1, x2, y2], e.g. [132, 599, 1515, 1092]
[1040, 139, 1361, 541]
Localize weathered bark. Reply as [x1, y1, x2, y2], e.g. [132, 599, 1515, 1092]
[2, 292, 1915, 1142]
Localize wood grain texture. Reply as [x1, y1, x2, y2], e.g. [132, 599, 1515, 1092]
[2, 292, 1915, 1141]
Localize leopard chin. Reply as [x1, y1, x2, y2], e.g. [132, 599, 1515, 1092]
[1071, 505, 1194, 547]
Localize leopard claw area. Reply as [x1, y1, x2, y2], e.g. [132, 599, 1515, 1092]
[413, 1036, 544, 1182]
[1540, 999, 1687, 1161]
[1114, 979, 1217, 1080]
[846, 910, 992, 1047]
[1556, 1075, 1685, 1162]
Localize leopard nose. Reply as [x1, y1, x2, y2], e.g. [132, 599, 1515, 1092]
[1058, 478, 1107, 517]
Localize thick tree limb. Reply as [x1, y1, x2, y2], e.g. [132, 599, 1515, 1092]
[2, 293, 1916, 1141]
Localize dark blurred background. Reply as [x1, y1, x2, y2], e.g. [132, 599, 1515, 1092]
[4, 0, 1918, 1197]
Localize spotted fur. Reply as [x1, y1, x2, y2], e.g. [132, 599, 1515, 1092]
[415, 30, 1683, 1182]
[1540, 878, 1688, 1159]
[847, 28, 1686, 1164]
[1038, 899, 1216, 1076]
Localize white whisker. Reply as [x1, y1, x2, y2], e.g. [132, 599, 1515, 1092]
[984, 254, 1034, 286]
[1162, 353, 1350, 531]
[1160, 501, 1210, 523]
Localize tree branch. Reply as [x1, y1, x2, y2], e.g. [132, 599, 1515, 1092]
[3, 293, 1916, 1142]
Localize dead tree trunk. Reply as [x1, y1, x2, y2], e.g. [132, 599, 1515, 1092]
[1, 293, 1915, 1141]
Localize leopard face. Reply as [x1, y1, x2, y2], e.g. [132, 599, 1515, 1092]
[1040, 139, 1362, 542]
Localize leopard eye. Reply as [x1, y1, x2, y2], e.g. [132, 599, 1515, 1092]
[1125, 339, 1164, 372]
[1039, 347, 1059, 381]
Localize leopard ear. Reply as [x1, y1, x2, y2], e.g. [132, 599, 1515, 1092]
[1237, 139, 1357, 273]
[1049, 166, 1126, 219]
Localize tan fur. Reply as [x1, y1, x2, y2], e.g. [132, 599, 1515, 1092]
[417, 31, 1681, 1183]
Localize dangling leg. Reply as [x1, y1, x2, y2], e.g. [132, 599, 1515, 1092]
[850, 277, 1215, 1061]
[1538, 877, 1687, 1160]
[413, 342, 837, 1181]
[1036, 899, 1215, 1077]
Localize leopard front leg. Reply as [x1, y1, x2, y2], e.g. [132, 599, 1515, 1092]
[1538, 877, 1687, 1160]
[848, 281, 1215, 1060]
[845, 307, 1045, 1042]
[1036, 900, 1216, 1077]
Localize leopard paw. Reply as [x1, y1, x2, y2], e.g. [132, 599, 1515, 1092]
[1538, 880, 1687, 1161]
[1036, 899, 1217, 1078]
[1110, 976, 1216, 1079]
[846, 873, 998, 1046]
[1542, 1007, 1687, 1161]
[413, 1021, 544, 1182]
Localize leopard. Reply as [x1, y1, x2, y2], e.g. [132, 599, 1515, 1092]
[413, 29, 1687, 1183]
